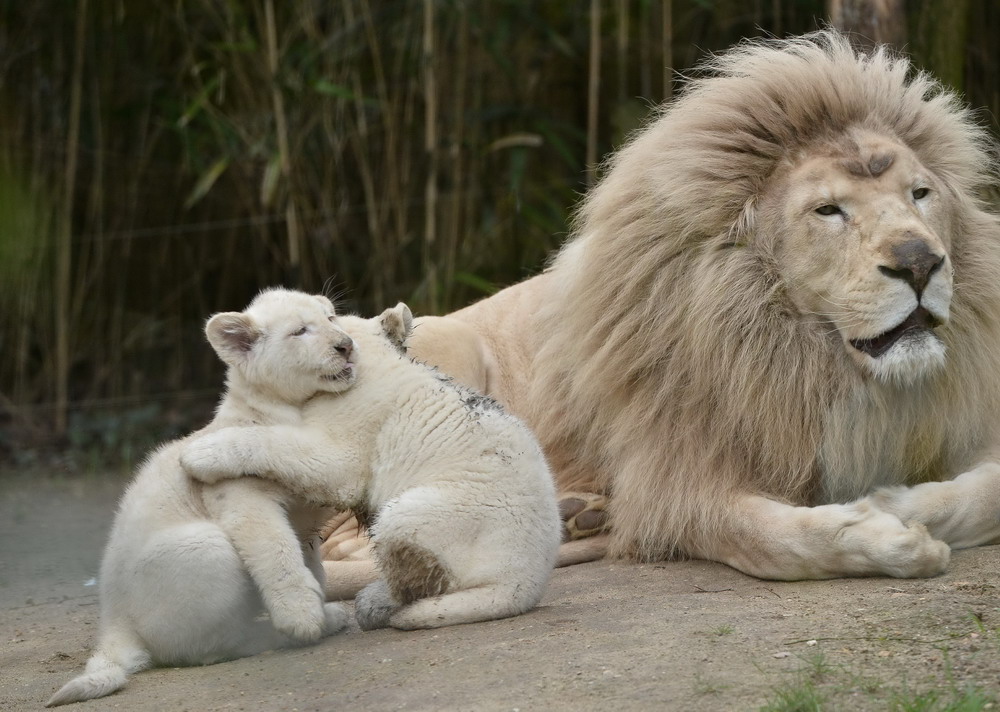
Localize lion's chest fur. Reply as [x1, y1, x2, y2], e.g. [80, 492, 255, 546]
[818, 382, 958, 503]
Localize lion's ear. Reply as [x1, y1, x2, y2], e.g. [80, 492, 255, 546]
[378, 303, 414, 351]
[206, 312, 261, 365]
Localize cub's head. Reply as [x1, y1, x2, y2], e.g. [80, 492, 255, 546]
[207, 288, 357, 403]
[336, 302, 414, 363]
[759, 128, 953, 385]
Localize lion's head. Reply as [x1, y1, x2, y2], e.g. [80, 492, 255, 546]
[529, 31, 1000, 560]
[761, 128, 953, 384]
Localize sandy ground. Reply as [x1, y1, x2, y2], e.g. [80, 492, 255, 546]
[1, 470, 998, 711]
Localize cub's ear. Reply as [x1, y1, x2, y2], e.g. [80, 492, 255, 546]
[378, 302, 414, 351]
[206, 312, 261, 365]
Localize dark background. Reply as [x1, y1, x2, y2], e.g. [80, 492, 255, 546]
[1, 0, 997, 467]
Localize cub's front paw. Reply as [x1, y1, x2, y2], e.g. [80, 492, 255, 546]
[180, 432, 241, 483]
[268, 584, 328, 643]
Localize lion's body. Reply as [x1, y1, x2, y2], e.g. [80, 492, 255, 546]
[409, 31, 1000, 579]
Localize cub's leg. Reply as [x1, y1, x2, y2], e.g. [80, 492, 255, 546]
[202, 480, 347, 641]
[865, 462, 1000, 549]
[128, 521, 290, 664]
[181, 425, 361, 505]
[358, 486, 553, 629]
[677, 494, 950, 580]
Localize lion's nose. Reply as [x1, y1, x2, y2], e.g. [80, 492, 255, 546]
[878, 238, 945, 297]
[334, 336, 353, 359]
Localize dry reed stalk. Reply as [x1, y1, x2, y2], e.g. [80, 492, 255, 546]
[586, 0, 602, 187]
[422, 0, 439, 310]
[55, 0, 89, 435]
[617, 0, 629, 103]
[264, 0, 301, 283]
[444, 6, 469, 306]
[662, 0, 673, 101]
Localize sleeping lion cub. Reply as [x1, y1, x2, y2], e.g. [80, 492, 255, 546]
[48, 289, 357, 707]
[182, 304, 562, 630]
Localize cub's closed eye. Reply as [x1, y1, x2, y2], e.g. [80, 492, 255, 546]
[815, 204, 842, 216]
[912, 187, 930, 200]
[327, 315, 337, 322]
[291, 326, 308, 337]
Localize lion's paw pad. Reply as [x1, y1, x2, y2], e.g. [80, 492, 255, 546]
[559, 492, 609, 541]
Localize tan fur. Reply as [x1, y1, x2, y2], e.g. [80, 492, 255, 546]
[412, 31, 1000, 578]
[408, 315, 493, 393]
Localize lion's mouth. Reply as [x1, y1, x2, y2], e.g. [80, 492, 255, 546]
[321, 363, 354, 382]
[848, 307, 941, 359]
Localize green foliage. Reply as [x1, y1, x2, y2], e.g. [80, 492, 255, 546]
[0, 0, 996, 448]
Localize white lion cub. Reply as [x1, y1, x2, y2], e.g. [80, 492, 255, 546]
[48, 289, 358, 707]
[182, 304, 562, 630]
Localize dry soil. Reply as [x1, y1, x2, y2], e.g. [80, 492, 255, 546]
[1, 470, 997, 711]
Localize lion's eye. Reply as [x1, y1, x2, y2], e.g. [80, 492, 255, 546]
[327, 315, 337, 322]
[815, 204, 842, 217]
[912, 187, 930, 200]
[291, 326, 308, 337]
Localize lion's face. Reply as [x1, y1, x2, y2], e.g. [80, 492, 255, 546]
[208, 289, 357, 403]
[766, 130, 953, 384]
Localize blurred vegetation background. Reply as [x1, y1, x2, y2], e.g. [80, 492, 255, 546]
[1, 0, 997, 469]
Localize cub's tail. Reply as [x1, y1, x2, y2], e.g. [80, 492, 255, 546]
[46, 635, 150, 707]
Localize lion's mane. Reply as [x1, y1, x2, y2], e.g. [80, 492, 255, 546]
[529, 31, 1000, 560]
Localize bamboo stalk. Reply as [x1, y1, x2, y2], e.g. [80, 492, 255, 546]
[445, 6, 468, 308]
[662, 0, 673, 102]
[54, 0, 88, 435]
[617, 0, 629, 103]
[586, 0, 602, 187]
[423, 0, 438, 311]
[264, 0, 301, 283]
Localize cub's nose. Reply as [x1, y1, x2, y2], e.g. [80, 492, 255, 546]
[878, 237, 945, 298]
[334, 336, 354, 359]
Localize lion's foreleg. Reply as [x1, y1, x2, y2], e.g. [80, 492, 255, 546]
[691, 494, 950, 580]
[866, 462, 1000, 549]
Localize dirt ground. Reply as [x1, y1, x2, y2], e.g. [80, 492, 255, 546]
[1, 470, 997, 711]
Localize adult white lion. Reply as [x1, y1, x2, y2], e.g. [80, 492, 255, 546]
[332, 30, 1000, 581]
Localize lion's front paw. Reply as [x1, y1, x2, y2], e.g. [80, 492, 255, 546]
[846, 504, 950, 578]
[559, 492, 609, 542]
[355, 579, 399, 631]
[887, 522, 950, 578]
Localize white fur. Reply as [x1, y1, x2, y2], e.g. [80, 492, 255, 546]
[183, 305, 562, 630]
[47, 289, 356, 707]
